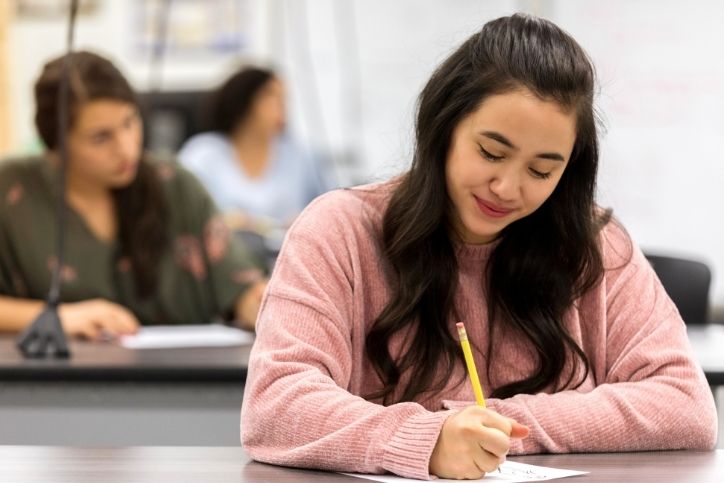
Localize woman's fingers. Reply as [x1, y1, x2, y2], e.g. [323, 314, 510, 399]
[510, 420, 530, 438]
[111, 305, 140, 335]
[479, 426, 511, 458]
[472, 443, 503, 474]
[430, 406, 529, 479]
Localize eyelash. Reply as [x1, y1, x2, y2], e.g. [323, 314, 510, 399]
[478, 145, 503, 161]
[529, 169, 551, 180]
[478, 145, 552, 180]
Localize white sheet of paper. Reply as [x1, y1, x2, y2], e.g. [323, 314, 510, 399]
[119, 324, 254, 349]
[342, 461, 587, 482]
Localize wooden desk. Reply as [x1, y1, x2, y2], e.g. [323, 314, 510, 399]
[0, 447, 721, 482]
[1, 326, 716, 384]
[0, 325, 720, 447]
[0, 334, 251, 382]
[0, 336, 251, 446]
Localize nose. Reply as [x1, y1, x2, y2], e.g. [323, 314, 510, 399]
[489, 165, 521, 202]
[115, 124, 140, 161]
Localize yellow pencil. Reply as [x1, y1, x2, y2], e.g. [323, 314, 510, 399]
[456, 322, 486, 407]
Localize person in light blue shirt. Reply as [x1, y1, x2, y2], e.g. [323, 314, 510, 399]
[178, 67, 334, 234]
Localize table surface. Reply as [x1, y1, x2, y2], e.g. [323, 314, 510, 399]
[0, 335, 251, 382]
[0, 324, 720, 385]
[0, 447, 721, 482]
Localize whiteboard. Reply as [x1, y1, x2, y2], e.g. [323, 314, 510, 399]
[553, 0, 724, 308]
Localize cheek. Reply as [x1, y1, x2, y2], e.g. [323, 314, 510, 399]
[526, 180, 560, 210]
[444, 159, 463, 197]
[446, 153, 475, 189]
[130, 126, 144, 155]
[68, 144, 96, 169]
[267, 102, 285, 124]
[72, 145, 113, 174]
[253, 100, 271, 119]
[132, 122, 143, 141]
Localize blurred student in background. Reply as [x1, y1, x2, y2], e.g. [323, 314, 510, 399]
[0, 51, 266, 339]
[178, 66, 334, 236]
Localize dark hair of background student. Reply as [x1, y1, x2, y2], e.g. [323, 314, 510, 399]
[205, 66, 275, 134]
[34, 51, 168, 299]
[366, 13, 611, 404]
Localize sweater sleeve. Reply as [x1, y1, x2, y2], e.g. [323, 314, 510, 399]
[170, 164, 265, 317]
[488, 225, 718, 454]
[241, 192, 450, 480]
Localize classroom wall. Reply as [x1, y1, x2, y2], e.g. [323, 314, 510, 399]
[3, 0, 723, 314]
[554, 0, 724, 320]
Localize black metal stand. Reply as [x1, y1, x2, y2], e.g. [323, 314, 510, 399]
[15, 0, 78, 359]
[16, 304, 69, 358]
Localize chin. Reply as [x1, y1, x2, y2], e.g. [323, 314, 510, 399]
[109, 173, 137, 189]
[460, 222, 500, 244]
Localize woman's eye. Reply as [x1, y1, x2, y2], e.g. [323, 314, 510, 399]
[529, 168, 552, 179]
[91, 134, 110, 144]
[478, 145, 504, 161]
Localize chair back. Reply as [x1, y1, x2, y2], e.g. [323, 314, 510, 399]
[645, 253, 711, 324]
[139, 90, 207, 153]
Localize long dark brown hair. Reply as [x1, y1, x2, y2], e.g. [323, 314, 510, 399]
[205, 66, 275, 134]
[34, 50, 168, 298]
[366, 14, 608, 404]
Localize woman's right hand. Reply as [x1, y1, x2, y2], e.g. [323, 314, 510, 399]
[58, 298, 140, 341]
[429, 406, 529, 479]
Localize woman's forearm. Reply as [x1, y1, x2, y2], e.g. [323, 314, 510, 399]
[0, 295, 46, 332]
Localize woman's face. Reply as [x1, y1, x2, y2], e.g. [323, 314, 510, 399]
[445, 87, 577, 244]
[66, 99, 143, 189]
[248, 77, 286, 136]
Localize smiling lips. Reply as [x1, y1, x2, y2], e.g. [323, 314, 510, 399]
[117, 161, 138, 175]
[474, 195, 514, 218]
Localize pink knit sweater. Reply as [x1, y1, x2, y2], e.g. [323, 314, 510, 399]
[241, 182, 717, 480]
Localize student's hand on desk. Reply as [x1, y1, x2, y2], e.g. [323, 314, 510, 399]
[223, 211, 254, 231]
[429, 406, 529, 480]
[58, 299, 140, 341]
[235, 280, 268, 331]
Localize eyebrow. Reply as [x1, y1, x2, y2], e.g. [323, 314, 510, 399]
[479, 131, 566, 162]
[82, 111, 138, 138]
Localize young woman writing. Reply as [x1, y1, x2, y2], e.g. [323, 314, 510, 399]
[241, 14, 716, 480]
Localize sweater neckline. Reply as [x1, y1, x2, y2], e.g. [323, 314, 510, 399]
[453, 238, 499, 262]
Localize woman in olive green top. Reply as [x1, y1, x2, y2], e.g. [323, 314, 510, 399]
[0, 51, 266, 339]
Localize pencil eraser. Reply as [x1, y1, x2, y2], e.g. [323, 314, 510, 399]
[456, 322, 464, 328]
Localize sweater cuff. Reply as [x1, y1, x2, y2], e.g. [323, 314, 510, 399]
[382, 409, 453, 480]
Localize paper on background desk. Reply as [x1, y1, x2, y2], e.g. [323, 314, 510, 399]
[342, 460, 587, 482]
[120, 324, 254, 349]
